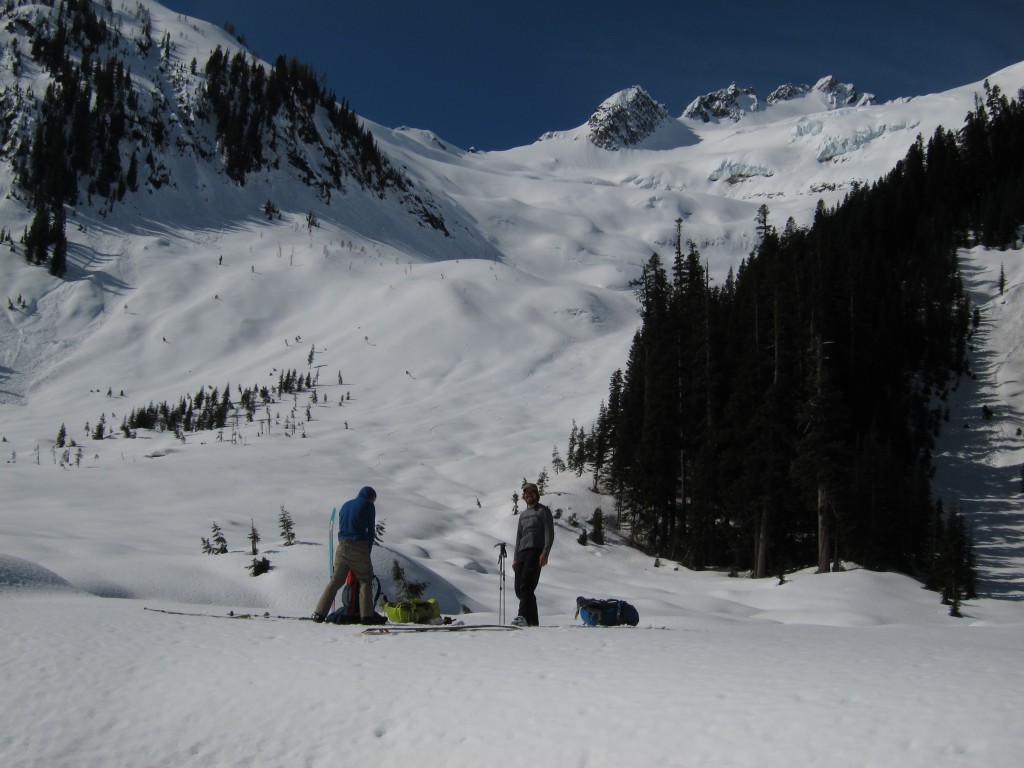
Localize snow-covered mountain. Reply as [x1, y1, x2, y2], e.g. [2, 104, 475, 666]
[1, 3, 1023, 765]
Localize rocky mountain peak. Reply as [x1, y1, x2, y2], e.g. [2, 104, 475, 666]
[767, 77, 876, 108]
[586, 86, 670, 150]
[813, 76, 876, 108]
[682, 83, 759, 123]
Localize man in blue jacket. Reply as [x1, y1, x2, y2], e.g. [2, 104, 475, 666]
[312, 486, 385, 624]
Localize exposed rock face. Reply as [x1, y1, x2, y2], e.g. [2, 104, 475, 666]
[587, 86, 671, 150]
[768, 77, 876, 108]
[811, 76, 876, 108]
[686, 77, 876, 123]
[682, 83, 759, 123]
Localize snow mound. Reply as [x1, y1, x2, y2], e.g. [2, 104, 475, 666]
[0, 553, 78, 593]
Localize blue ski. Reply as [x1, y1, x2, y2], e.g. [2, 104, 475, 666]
[328, 507, 337, 611]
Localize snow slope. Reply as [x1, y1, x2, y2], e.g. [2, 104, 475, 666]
[1, 3, 1022, 766]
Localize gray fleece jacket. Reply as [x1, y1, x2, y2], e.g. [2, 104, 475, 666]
[515, 503, 555, 559]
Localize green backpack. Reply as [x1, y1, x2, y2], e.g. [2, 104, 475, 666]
[381, 597, 441, 624]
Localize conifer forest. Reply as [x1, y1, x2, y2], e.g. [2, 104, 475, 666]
[567, 84, 1024, 585]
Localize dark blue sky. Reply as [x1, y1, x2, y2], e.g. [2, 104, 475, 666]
[161, 0, 1024, 150]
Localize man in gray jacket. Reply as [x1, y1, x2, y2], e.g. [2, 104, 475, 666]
[512, 483, 554, 626]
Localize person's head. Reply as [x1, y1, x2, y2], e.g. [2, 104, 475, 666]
[522, 483, 539, 506]
[359, 486, 377, 502]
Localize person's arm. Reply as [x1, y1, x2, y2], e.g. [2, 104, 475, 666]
[540, 506, 554, 566]
[512, 517, 524, 570]
[366, 502, 376, 552]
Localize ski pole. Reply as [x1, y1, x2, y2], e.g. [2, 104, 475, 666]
[494, 542, 508, 625]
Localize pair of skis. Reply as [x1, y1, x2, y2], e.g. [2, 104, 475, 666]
[142, 606, 519, 632]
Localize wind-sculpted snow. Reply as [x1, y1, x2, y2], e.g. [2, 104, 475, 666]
[708, 160, 775, 183]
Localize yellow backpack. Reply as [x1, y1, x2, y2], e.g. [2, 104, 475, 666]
[381, 597, 442, 624]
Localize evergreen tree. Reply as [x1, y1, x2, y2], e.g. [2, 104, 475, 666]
[628, 253, 679, 554]
[390, 559, 426, 601]
[24, 204, 51, 266]
[278, 506, 296, 545]
[573, 426, 588, 477]
[566, 421, 579, 473]
[126, 152, 138, 192]
[551, 446, 566, 474]
[939, 502, 977, 608]
[211, 522, 228, 553]
[248, 520, 260, 555]
[203, 522, 228, 555]
[49, 204, 67, 278]
[247, 557, 271, 576]
[590, 508, 606, 545]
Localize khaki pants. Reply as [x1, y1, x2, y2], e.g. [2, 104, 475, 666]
[315, 540, 376, 618]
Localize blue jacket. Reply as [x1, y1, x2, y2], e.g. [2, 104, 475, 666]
[337, 486, 377, 550]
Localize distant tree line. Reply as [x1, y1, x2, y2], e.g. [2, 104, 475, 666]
[118, 370, 319, 436]
[68, 367, 320, 441]
[568, 83, 1024, 587]
[123, 383, 236, 435]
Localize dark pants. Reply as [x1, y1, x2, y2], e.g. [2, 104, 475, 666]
[514, 549, 542, 626]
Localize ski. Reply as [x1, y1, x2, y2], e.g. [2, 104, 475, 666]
[361, 623, 520, 635]
[145, 607, 316, 621]
[328, 506, 337, 612]
[144, 607, 260, 620]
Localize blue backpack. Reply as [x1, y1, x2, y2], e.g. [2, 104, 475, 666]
[575, 596, 639, 627]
